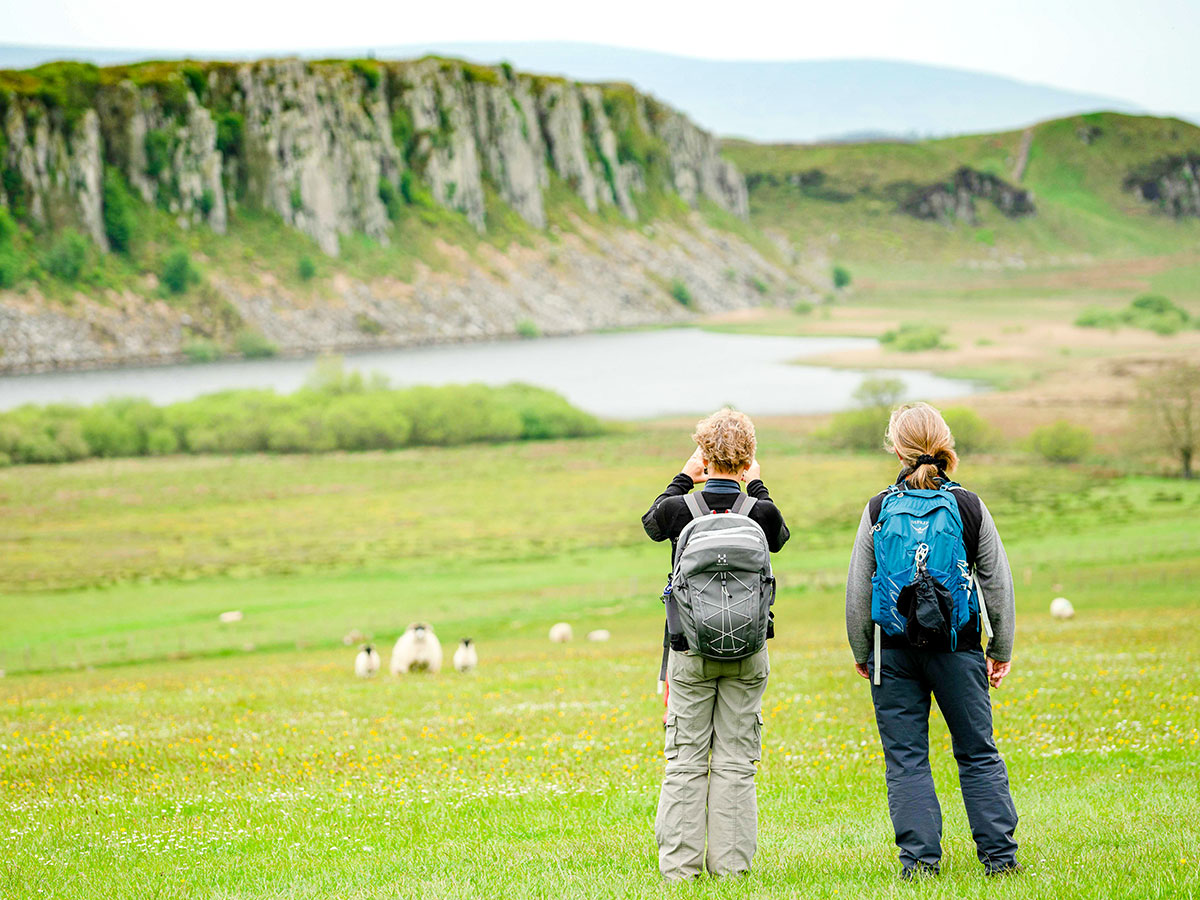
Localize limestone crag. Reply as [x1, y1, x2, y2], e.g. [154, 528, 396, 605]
[1, 57, 749, 256]
[899, 166, 1034, 225]
[0, 213, 797, 373]
[1124, 153, 1200, 218]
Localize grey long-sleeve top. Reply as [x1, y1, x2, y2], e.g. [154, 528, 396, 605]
[844, 494, 1016, 663]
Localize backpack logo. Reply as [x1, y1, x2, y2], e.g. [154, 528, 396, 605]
[910, 520, 930, 536]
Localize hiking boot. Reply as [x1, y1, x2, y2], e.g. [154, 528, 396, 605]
[899, 862, 939, 880]
[985, 862, 1024, 877]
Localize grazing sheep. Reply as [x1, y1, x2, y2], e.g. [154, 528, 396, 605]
[453, 638, 478, 673]
[548, 622, 573, 643]
[218, 610, 243, 624]
[1050, 597, 1075, 620]
[587, 629, 611, 642]
[390, 623, 443, 674]
[355, 644, 381, 678]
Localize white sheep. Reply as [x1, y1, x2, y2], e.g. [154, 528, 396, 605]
[390, 623, 443, 674]
[1050, 597, 1075, 620]
[355, 644, 381, 678]
[587, 629, 611, 642]
[218, 610, 243, 624]
[548, 622, 573, 643]
[452, 638, 478, 673]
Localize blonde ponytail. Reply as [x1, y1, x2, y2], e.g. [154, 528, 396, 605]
[885, 402, 958, 489]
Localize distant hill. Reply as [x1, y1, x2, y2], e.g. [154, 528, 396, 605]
[724, 111, 1200, 265]
[0, 41, 1148, 142]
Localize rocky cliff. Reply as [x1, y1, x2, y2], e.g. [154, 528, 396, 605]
[0, 57, 748, 256]
[0, 58, 783, 373]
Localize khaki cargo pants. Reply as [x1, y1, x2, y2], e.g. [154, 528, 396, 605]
[655, 646, 769, 880]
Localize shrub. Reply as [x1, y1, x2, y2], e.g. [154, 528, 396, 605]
[182, 337, 221, 362]
[160, 248, 198, 294]
[144, 129, 172, 178]
[832, 265, 852, 289]
[102, 167, 135, 254]
[146, 426, 179, 456]
[234, 329, 278, 359]
[941, 406, 1000, 454]
[80, 407, 142, 457]
[1029, 420, 1093, 463]
[298, 256, 317, 281]
[0, 246, 22, 289]
[197, 189, 215, 217]
[880, 323, 948, 352]
[378, 177, 403, 222]
[851, 376, 905, 410]
[515, 318, 541, 339]
[792, 300, 814, 315]
[215, 112, 244, 158]
[1075, 306, 1119, 328]
[399, 384, 523, 445]
[43, 230, 89, 282]
[0, 207, 16, 244]
[669, 279, 692, 306]
[321, 394, 412, 451]
[820, 407, 891, 451]
[751, 277, 768, 295]
[494, 384, 602, 440]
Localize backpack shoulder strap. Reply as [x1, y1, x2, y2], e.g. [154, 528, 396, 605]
[683, 492, 711, 519]
[867, 487, 895, 526]
[731, 493, 757, 516]
[946, 486, 982, 569]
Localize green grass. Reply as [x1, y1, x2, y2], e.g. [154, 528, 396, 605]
[2, 428, 1198, 897]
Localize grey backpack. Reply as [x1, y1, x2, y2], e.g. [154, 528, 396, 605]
[665, 493, 775, 661]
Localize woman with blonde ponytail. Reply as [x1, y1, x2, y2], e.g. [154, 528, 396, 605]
[845, 402, 1020, 879]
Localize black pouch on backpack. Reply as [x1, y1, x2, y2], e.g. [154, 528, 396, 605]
[896, 570, 955, 650]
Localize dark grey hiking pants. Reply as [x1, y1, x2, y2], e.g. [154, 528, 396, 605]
[869, 646, 1018, 872]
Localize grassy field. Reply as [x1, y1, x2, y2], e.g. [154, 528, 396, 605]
[3, 424, 1199, 898]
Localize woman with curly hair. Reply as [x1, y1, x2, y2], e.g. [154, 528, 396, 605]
[641, 407, 790, 881]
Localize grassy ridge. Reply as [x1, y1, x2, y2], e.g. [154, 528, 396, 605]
[1, 426, 1198, 898]
[725, 113, 1200, 265]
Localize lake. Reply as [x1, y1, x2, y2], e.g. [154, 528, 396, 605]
[0, 329, 975, 418]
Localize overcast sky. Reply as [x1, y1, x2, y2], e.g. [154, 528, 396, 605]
[2, 0, 1197, 115]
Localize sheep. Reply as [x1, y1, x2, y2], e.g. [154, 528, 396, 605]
[453, 638, 478, 673]
[548, 622, 573, 643]
[218, 610, 243, 624]
[390, 623, 443, 674]
[1050, 597, 1075, 620]
[587, 629, 611, 642]
[355, 644, 381, 678]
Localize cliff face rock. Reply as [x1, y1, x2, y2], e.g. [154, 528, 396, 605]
[0, 214, 797, 373]
[0, 57, 749, 256]
[898, 166, 1035, 225]
[1125, 154, 1200, 218]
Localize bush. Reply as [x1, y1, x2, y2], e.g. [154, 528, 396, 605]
[832, 265, 852, 289]
[378, 177, 403, 222]
[792, 300, 814, 315]
[494, 383, 602, 440]
[820, 407, 891, 451]
[298, 256, 317, 281]
[145, 426, 179, 456]
[197, 189, 215, 217]
[161, 248, 198, 294]
[399, 384, 524, 446]
[750, 277, 768, 295]
[1075, 306, 1120, 328]
[941, 406, 1000, 454]
[515, 318, 540, 339]
[80, 406, 142, 457]
[182, 337, 221, 362]
[0, 246, 22, 289]
[43, 230, 89, 282]
[0, 207, 16, 244]
[1029, 420, 1093, 463]
[321, 394, 412, 451]
[669, 279, 692, 306]
[143, 129, 172, 179]
[851, 377, 905, 410]
[880, 323, 948, 352]
[234, 329, 278, 359]
[102, 167, 135, 254]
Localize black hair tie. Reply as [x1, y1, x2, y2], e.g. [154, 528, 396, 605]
[915, 454, 941, 468]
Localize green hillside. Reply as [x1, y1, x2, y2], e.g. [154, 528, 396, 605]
[725, 112, 1200, 265]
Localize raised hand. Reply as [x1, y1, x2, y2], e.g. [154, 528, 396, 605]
[743, 458, 761, 483]
[682, 446, 708, 483]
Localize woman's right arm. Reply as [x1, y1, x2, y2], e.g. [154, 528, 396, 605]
[845, 503, 876, 666]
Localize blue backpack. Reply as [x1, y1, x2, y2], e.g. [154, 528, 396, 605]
[870, 481, 992, 682]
